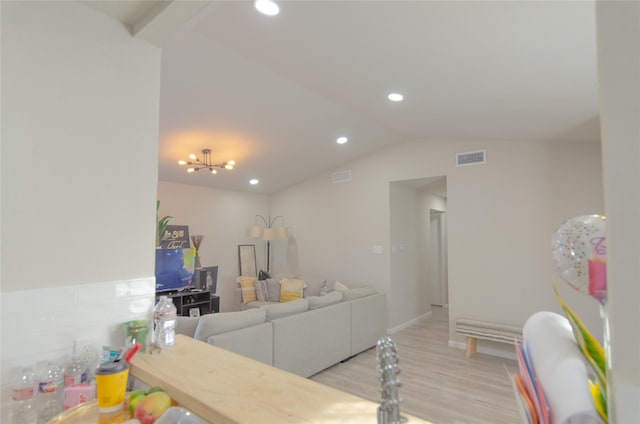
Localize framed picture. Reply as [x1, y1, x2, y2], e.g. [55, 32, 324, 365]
[189, 307, 200, 318]
[238, 244, 257, 277]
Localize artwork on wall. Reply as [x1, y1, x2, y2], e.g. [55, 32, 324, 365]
[160, 225, 190, 249]
[238, 244, 257, 277]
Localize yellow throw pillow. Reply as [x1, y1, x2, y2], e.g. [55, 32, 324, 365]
[239, 277, 257, 304]
[280, 278, 305, 303]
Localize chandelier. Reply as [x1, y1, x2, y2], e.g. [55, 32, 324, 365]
[178, 149, 235, 174]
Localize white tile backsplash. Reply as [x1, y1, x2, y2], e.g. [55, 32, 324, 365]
[0, 277, 155, 421]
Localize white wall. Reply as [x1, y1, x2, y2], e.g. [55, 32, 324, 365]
[156, 181, 269, 311]
[1, 1, 160, 290]
[270, 138, 604, 354]
[596, 1, 640, 421]
[0, 1, 160, 418]
[389, 183, 424, 329]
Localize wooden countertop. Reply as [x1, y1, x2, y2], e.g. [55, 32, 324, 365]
[130, 334, 432, 424]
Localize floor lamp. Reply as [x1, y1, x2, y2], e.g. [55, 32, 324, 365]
[250, 215, 288, 273]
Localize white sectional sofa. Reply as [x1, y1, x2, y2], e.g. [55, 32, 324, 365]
[176, 288, 387, 377]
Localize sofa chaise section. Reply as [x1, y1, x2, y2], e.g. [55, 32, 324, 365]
[269, 297, 351, 377]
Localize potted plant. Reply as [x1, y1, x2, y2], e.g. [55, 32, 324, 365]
[156, 200, 172, 248]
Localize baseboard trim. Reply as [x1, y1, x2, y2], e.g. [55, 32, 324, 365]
[448, 339, 517, 361]
[388, 311, 432, 335]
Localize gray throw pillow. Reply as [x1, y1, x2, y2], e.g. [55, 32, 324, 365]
[265, 279, 281, 302]
[255, 280, 269, 302]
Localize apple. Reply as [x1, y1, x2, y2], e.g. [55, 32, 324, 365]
[133, 391, 172, 424]
[146, 386, 164, 394]
[129, 389, 147, 416]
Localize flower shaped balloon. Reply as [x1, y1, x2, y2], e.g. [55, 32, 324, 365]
[551, 215, 607, 303]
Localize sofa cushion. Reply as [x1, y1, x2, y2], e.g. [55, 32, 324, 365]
[194, 308, 266, 342]
[342, 287, 377, 301]
[265, 279, 281, 302]
[280, 278, 305, 302]
[308, 290, 344, 310]
[239, 276, 257, 304]
[263, 298, 309, 321]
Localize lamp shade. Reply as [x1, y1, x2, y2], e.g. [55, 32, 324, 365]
[275, 226, 289, 239]
[262, 228, 276, 241]
[250, 225, 263, 238]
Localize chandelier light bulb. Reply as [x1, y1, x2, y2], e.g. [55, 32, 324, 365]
[189, 153, 197, 160]
[388, 93, 404, 102]
[336, 136, 348, 144]
[250, 179, 259, 185]
[211, 169, 217, 174]
[187, 167, 195, 173]
[178, 160, 187, 165]
[227, 160, 236, 166]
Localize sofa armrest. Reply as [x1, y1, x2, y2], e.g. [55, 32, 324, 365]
[350, 292, 387, 355]
[176, 316, 199, 338]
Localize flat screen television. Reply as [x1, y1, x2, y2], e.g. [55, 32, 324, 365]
[155, 248, 196, 292]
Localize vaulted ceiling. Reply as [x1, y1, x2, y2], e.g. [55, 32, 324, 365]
[86, 0, 599, 194]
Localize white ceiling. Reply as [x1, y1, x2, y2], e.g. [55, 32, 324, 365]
[86, 0, 600, 194]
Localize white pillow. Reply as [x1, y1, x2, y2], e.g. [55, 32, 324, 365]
[333, 281, 349, 291]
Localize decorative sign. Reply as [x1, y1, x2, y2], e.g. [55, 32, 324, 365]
[160, 225, 190, 249]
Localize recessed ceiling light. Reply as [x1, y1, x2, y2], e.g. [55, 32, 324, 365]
[336, 136, 348, 145]
[388, 93, 404, 102]
[249, 179, 259, 185]
[254, 0, 279, 16]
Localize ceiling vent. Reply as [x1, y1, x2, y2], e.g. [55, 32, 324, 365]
[456, 150, 486, 167]
[332, 169, 351, 183]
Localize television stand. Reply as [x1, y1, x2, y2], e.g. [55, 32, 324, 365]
[156, 289, 220, 317]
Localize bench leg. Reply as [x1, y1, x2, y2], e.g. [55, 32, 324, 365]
[465, 337, 478, 359]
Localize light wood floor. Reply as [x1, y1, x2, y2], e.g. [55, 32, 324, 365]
[311, 306, 521, 424]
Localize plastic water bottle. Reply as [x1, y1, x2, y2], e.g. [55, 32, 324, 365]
[37, 361, 64, 422]
[154, 296, 177, 348]
[64, 355, 87, 386]
[11, 366, 38, 424]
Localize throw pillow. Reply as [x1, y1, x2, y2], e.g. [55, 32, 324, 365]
[280, 278, 305, 302]
[265, 279, 281, 302]
[333, 281, 349, 292]
[254, 279, 269, 302]
[239, 276, 257, 304]
[319, 280, 333, 296]
[308, 290, 344, 310]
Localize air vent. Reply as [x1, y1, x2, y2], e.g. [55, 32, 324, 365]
[332, 169, 351, 183]
[456, 150, 486, 167]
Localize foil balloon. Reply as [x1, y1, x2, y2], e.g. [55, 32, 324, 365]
[551, 215, 607, 303]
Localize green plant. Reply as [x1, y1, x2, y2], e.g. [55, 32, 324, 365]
[156, 200, 172, 247]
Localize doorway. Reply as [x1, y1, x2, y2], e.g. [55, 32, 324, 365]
[429, 210, 448, 307]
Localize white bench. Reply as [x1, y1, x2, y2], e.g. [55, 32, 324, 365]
[455, 318, 523, 359]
